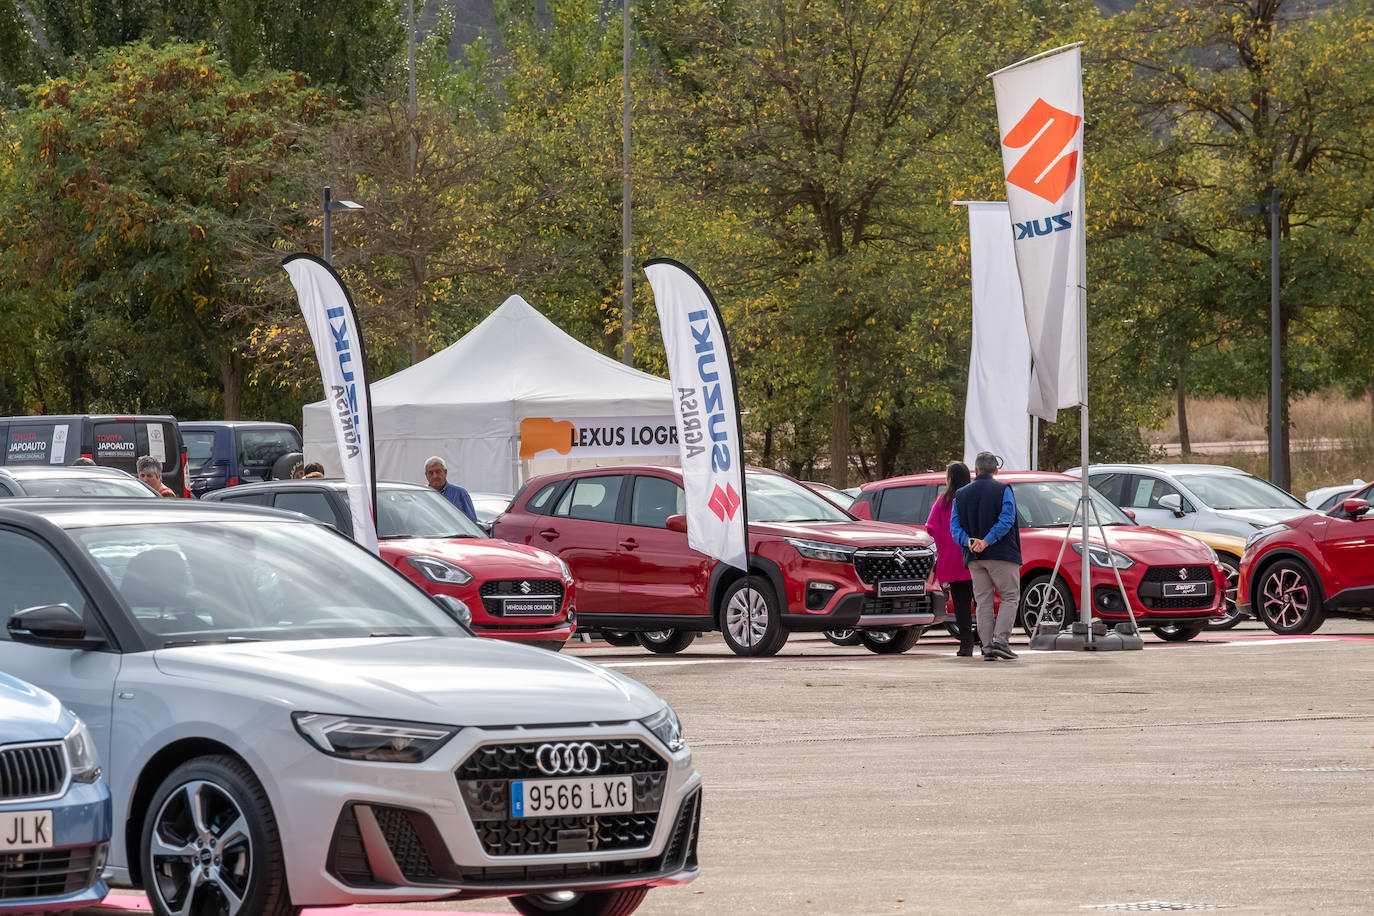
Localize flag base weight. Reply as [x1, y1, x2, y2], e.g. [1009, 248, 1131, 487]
[1029, 620, 1144, 651]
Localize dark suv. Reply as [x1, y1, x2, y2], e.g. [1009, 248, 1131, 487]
[0, 414, 187, 496]
[493, 466, 945, 656]
[179, 421, 303, 497]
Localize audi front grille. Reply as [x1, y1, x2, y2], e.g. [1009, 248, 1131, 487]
[852, 547, 935, 585]
[0, 742, 67, 801]
[455, 738, 669, 858]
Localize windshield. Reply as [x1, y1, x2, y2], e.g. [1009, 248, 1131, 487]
[375, 488, 486, 539]
[1010, 481, 1134, 528]
[1175, 473, 1304, 511]
[14, 475, 155, 498]
[72, 520, 467, 647]
[746, 472, 852, 523]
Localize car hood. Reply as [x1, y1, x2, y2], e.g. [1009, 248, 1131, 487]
[1022, 525, 1214, 563]
[379, 537, 563, 576]
[750, 519, 934, 548]
[1209, 507, 1311, 527]
[0, 672, 69, 741]
[151, 637, 661, 726]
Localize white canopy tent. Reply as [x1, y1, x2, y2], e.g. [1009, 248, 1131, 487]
[302, 295, 675, 493]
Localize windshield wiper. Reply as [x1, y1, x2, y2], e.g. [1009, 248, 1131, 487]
[161, 636, 263, 648]
[369, 631, 419, 638]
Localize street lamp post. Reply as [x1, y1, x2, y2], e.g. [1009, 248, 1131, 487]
[322, 186, 364, 264]
[1245, 188, 1283, 487]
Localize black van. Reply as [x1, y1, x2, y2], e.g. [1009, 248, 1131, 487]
[178, 420, 303, 497]
[0, 415, 188, 496]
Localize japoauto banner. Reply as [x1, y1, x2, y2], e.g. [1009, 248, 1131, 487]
[643, 259, 748, 572]
[991, 45, 1085, 422]
[283, 253, 379, 555]
[962, 202, 1031, 470]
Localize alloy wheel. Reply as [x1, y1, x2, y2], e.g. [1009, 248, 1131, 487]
[725, 586, 769, 648]
[149, 779, 253, 916]
[1260, 567, 1309, 631]
[1206, 556, 1242, 628]
[1022, 579, 1068, 630]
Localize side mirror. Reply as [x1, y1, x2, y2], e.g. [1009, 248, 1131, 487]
[1123, 509, 1137, 521]
[1341, 497, 1370, 519]
[665, 514, 688, 533]
[1158, 493, 1185, 517]
[433, 595, 473, 628]
[8, 604, 104, 650]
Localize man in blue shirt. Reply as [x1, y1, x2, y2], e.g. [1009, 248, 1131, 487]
[424, 456, 477, 522]
[951, 452, 1022, 661]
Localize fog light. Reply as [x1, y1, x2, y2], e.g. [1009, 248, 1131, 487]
[1094, 588, 1125, 612]
[805, 581, 838, 610]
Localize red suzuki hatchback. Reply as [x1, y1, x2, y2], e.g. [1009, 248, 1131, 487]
[852, 471, 1228, 641]
[493, 466, 945, 656]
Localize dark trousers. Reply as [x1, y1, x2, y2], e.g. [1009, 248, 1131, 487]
[948, 579, 976, 647]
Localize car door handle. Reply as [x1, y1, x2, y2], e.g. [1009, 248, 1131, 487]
[539, 528, 560, 541]
[619, 538, 638, 550]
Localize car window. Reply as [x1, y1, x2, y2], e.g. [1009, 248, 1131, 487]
[273, 492, 343, 529]
[1174, 473, 1305, 510]
[372, 488, 485, 539]
[875, 485, 938, 525]
[746, 471, 851, 523]
[4, 423, 60, 466]
[184, 431, 216, 472]
[213, 491, 271, 506]
[92, 421, 139, 473]
[236, 429, 301, 470]
[1087, 472, 1128, 505]
[526, 481, 564, 515]
[1008, 481, 1134, 527]
[0, 529, 99, 640]
[12, 474, 154, 498]
[1124, 476, 1190, 512]
[629, 476, 686, 528]
[554, 476, 622, 522]
[0, 480, 13, 496]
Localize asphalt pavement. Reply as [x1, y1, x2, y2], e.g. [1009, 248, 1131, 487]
[91, 619, 1374, 915]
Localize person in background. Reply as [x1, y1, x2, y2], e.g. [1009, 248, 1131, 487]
[302, 462, 325, 479]
[424, 456, 476, 521]
[951, 451, 1021, 661]
[926, 461, 976, 657]
[136, 455, 176, 497]
[72, 457, 97, 466]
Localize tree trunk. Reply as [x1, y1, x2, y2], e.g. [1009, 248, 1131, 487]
[1176, 361, 1190, 457]
[829, 344, 850, 488]
[762, 423, 774, 467]
[219, 352, 244, 420]
[409, 253, 427, 365]
[1367, 376, 1374, 428]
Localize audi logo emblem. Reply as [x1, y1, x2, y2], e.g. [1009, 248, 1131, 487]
[535, 742, 602, 775]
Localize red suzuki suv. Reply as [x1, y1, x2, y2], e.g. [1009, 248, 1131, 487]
[492, 465, 945, 656]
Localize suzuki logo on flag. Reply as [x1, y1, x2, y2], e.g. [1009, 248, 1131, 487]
[1003, 98, 1082, 205]
[707, 483, 741, 522]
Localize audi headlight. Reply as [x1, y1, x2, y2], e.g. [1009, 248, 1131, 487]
[1246, 523, 1289, 548]
[784, 537, 856, 563]
[642, 705, 685, 753]
[1071, 543, 1135, 569]
[557, 557, 574, 584]
[406, 556, 473, 585]
[292, 713, 459, 763]
[64, 717, 101, 783]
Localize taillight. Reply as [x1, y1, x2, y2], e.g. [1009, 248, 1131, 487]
[227, 477, 239, 487]
[80, 453, 94, 462]
[181, 450, 191, 498]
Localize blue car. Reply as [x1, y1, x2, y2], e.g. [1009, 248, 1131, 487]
[0, 672, 110, 912]
[178, 421, 302, 497]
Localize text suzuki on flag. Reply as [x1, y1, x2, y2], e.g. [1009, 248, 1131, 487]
[991, 45, 1085, 422]
[643, 259, 748, 572]
[283, 254, 379, 555]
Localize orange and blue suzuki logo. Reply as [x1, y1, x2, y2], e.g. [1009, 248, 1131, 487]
[1003, 98, 1082, 205]
[707, 483, 741, 522]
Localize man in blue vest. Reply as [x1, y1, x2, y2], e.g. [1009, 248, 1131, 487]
[951, 452, 1022, 661]
[424, 455, 477, 522]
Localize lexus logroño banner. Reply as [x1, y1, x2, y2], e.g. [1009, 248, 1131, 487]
[991, 44, 1085, 422]
[643, 259, 748, 572]
[283, 253, 379, 555]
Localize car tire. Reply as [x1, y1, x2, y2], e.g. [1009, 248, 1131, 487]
[858, 627, 923, 654]
[1150, 623, 1205, 642]
[823, 629, 861, 647]
[509, 887, 649, 916]
[718, 576, 788, 657]
[1019, 573, 1075, 633]
[142, 754, 297, 916]
[599, 630, 640, 647]
[1255, 559, 1327, 635]
[1205, 553, 1244, 630]
[635, 629, 697, 654]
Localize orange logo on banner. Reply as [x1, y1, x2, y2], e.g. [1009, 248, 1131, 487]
[519, 418, 575, 459]
[1003, 98, 1082, 205]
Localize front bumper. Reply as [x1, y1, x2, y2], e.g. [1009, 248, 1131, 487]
[0, 780, 111, 912]
[782, 590, 947, 631]
[270, 722, 700, 906]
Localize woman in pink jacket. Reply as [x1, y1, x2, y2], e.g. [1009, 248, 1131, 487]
[925, 461, 976, 656]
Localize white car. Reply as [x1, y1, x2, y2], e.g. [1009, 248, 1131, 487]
[1066, 463, 1311, 538]
[1304, 479, 1366, 511]
[0, 498, 700, 916]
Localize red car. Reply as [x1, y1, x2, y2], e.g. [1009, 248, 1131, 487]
[204, 479, 576, 649]
[851, 471, 1228, 641]
[1238, 495, 1374, 634]
[492, 465, 946, 656]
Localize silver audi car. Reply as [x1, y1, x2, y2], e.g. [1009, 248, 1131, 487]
[0, 499, 700, 916]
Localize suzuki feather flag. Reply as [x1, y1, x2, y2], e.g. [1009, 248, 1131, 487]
[644, 259, 748, 572]
[991, 45, 1085, 422]
[283, 253, 379, 555]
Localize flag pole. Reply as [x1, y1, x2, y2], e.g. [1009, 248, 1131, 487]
[1078, 174, 1091, 642]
